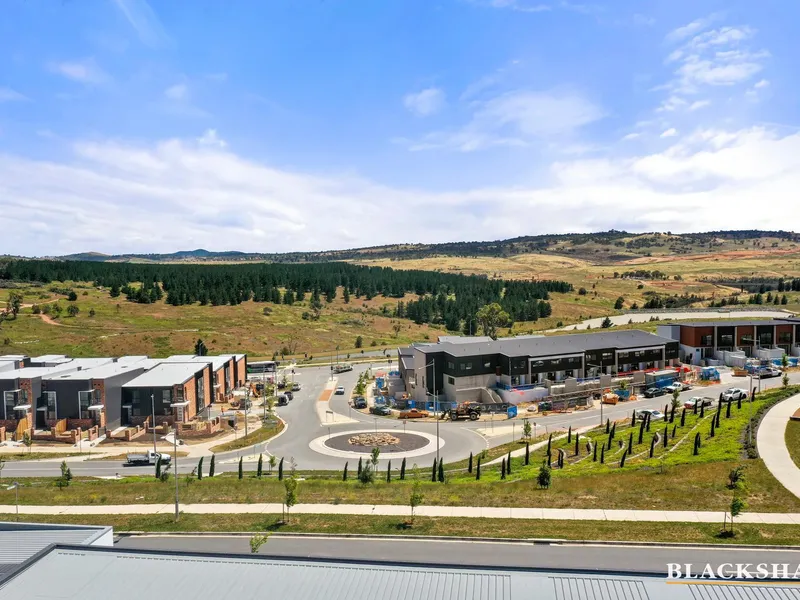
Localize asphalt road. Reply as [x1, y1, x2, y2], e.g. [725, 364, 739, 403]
[115, 534, 800, 574]
[2, 365, 796, 477]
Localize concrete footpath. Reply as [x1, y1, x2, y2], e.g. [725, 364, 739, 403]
[757, 392, 800, 501]
[2, 502, 800, 524]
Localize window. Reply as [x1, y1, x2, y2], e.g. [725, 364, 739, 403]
[448, 376, 455, 385]
[162, 388, 172, 405]
[483, 360, 492, 368]
[740, 334, 754, 345]
[759, 332, 773, 345]
[700, 335, 713, 346]
[602, 352, 613, 360]
[779, 332, 792, 343]
[460, 361, 473, 372]
[447, 361, 455, 370]
[719, 334, 734, 346]
[78, 390, 93, 419]
[44, 391, 57, 420]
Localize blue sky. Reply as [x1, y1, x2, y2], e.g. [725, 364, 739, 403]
[2, 0, 799, 255]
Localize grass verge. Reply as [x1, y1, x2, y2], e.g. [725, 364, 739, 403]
[209, 421, 284, 453]
[4, 513, 800, 546]
[0, 452, 83, 462]
[786, 420, 800, 469]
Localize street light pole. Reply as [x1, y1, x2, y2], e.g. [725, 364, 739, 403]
[173, 425, 179, 521]
[151, 393, 157, 454]
[585, 362, 604, 425]
[425, 359, 440, 463]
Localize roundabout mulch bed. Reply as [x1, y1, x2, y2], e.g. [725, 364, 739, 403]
[323, 431, 430, 454]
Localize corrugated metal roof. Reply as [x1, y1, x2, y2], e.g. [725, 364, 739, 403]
[688, 584, 800, 599]
[44, 362, 145, 381]
[0, 364, 80, 380]
[416, 330, 676, 358]
[551, 576, 649, 600]
[122, 362, 205, 388]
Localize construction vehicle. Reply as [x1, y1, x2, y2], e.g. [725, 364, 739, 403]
[448, 401, 482, 421]
[249, 382, 264, 398]
[601, 390, 619, 405]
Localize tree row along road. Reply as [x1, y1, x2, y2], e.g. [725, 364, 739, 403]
[3, 365, 799, 477]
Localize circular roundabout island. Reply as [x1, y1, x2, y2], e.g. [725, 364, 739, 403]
[309, 428, 445, 459]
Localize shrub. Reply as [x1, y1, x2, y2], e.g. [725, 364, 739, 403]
[468, 452, 473, 474]
[358, 462, 375, 484]
[537, 463, 551, 488]
[342, 462, 348, 481]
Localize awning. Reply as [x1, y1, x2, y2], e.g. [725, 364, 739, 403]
[13, 404, 31, 411]
[87, 405, 105, 411]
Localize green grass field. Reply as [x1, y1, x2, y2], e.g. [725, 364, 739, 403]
[786, 420, 800, 469]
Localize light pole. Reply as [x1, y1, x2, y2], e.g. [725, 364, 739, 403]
[169, 401, 188, 522]
[425, 360, 440, 463]
[7, 482, 19, 521]
[151, 393, 157, 454]
[585, 362, 605, 425]
[244, 387, 250, 442]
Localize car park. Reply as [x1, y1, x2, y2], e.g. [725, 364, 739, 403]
[353, 396, 367, 409]
[635, 408, 664, 421]
[643, 387, 667, 398]
[370, 405, 391, 416]
[722, 388, 748, 401]
[335, 386, 345, 395]
[683, 396, 713, 409]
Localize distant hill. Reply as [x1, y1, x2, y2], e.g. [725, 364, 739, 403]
[55, 230, 800, 264]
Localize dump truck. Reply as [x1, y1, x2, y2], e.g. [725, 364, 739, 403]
[448, 401, 482, 421]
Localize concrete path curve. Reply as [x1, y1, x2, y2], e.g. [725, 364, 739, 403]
[757, 393, 800, 500]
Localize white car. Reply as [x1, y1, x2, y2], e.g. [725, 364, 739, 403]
[636, 409, 664, 421]
[722, 388, 748, 401]
[335, 386, 346, 395]
[683, 396, 714, 409]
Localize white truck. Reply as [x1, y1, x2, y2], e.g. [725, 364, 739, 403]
[126, 450, 171, 466]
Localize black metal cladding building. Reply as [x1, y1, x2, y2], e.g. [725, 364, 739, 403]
[401, 330, 679, 405]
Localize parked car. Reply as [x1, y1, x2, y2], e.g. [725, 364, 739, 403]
[537, 400, 553, 412]
[277, 380, 287, 389]
[277, 394, 289, 406]
[399, 408, 429, 419]
[635, 409, 664, 421]
[370, 405, 392, 416]
[126, 450, 170, 466]
[353, 396, 367, 409]
[683, 396, 714, 409]
[722, 388, 748, 401]
[643, 387, 667, 398]
[759, 368, 782, 379]
[291, 382, 302, 391]
[283, 391, 293, 401]
[335, 386, 346, 395]
[665, 381, 692, 393]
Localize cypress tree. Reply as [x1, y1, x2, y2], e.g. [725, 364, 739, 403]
[387, 460, 392, 483]
[357, 457, 363, 477]
[672, 424, 677, 438]
[605, 419, 610, 434]
[567, 426, 572, 443]
[715, 407, 722, 428]
[607, 433, 613, 450]
[693, 432, 701, 455]
[631, 410, 636, 426]
[506, 451, 512, 475]
[400, 457, 406, 480]
[342, 462, 348, 481]
[664, 403, 669, 417]
[557, 451, 564, 469]
[737, 395, 742, 410]
[669, 404, 675, 424]
[501, 458, 507, 479]
[600, 445, 605, 464]
[619, 450, 627, 468]
[468, 452, 473, 474]
[694, 400, 699, 415]
[649, 435, 656, 458]
[547, 434, 552, 455]
[438, 459, 445, 482]
[710, 418, 716, 438]
[276, 457, 282, 481]
[680, 408, 686, 427]
[628, 432, 634, 451]
[525, 442, 530, 466]
[155, 456, 162, 479]
[592, 441, 598, 461]
[638, 419, 645, 444]
[646, 414, 651, 432]
[475, 458, 481, 480]
[238, 457, 243, 480]
[432, 458, 438, 482]
[610, 422, 616, 439]
[210, 454, 216, 478]
[726, 399, 732, 419]
[257, 454, 263, 478]
[700, 402, 705, 418]
[663, 425, 668, 448]
[574, 433, 580, 456]
[197, 457, 203, 480]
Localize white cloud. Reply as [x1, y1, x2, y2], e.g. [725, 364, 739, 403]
[48, 59, 108, 84]
[476, 0, 551, 13]
[3, 127, 800, 255]
[688, 100, 711, 111]
[689, 26, 754, 49]
[0, 87, 27, 102]
[112, 0, 170, 47]
[660, 128, 678, 138]
[403, 88, 445, 117]
[657, 96, 687, 112]
[197, 129, 227, 148]
[165, 83, 188, 100]
[621, 133, 640, 141]
[754, 79, 770, 89]
[402, 89, 604, 152]
[665, 13, 723, 42]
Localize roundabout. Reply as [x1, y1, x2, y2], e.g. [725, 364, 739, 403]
[309, 429, 445, 460]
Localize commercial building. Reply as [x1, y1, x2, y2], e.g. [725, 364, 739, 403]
[121, 361, 212, 425]
[221, 353, 248, 388]
[657, 317, 800, 365]
[1, 543, 796, 600]
[163, 355, 236, 403]
[398, 330, 679, 406]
